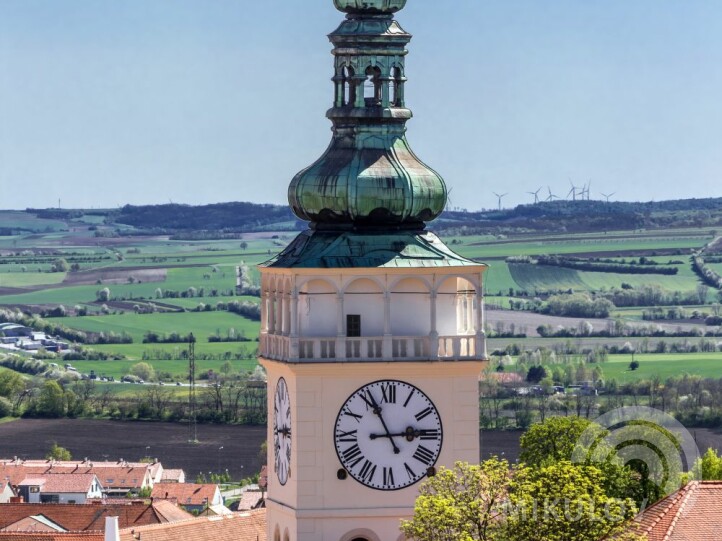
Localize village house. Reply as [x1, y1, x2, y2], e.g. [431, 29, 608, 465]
[150, 483, 222, 514]
[17, 473, 103, 504]
[0, 458, 162, 497]
[0, 500, 192, 532]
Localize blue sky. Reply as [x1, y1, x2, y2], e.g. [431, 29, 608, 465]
[1, 0, 720, 211]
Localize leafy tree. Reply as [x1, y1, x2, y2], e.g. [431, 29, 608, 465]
[37, 380, 65, 417]
[693, 448, 722, 480]
[400, 459, 512, 541]
[51, 258, 69, 272]
[0, 396, 12, 417]
[96, 287, 111, 302]
[526, 365, 547, 383]
[520, 417, 599, 466]
[240, 242, 248, 251]
[504, 461, 643, 541]
[130, 362, 155, 381]
[0, 371, 24, 398]
[629, 359, 640, 371]
[46, 442, 72, 461]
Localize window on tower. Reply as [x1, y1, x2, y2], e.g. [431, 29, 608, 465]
[364, 66, 382, 106]
[343, 66, 356, 106]
[346, 314, 361, 337]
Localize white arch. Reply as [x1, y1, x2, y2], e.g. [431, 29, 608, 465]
[389, 275, 432, 293]
[339, 529, 381, 541]
[341, 276, 385, 295]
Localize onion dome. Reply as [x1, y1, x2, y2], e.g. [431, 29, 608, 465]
[333, 0, 407, 15]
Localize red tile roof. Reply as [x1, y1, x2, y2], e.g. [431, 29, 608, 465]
[0, 464, 150, 490]
[19, 474, 98, 494]
[0, 533, 102, 541]
[118, 510, 267, 541]
[629, 481, 722, 540]
[0, 501, 192, 532]
[151, 484, 219, 507]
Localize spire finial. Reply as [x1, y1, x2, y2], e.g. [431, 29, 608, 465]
[333, 0, 407, 15]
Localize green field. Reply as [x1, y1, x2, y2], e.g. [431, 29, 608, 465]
[55, 311, 259, 342]
[0, 272, 67, 288]
[68, 356, 258, 381]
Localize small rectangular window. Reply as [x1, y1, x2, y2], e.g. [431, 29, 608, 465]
[346, 315, 361, 337]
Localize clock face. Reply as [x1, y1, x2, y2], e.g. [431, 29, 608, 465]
[273, 377, 291, 486]
[334, 380, 443, 491]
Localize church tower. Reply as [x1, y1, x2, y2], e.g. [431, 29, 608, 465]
[259, 2, 488, 540]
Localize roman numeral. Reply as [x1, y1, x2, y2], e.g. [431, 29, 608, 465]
[358, 460, 377, 483]
[383, 467, 395, 487]
[415, 407, 433, 421]
[360, 391, 375, 410]
[403, 389, 414, 407]
[413, 445, 435, 466]
[343, 409, 363, 422]
[341, 444, 363, 468]
[381, 383, 397, 404]
[336, 429, 358, 443]
[419, 429, 441, 441]
[404, 462, 416, 480]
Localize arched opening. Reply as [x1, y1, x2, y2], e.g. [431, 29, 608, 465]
[297, 279, 337, 338]
[436, 275, 480, 358]
[391, 66, 403, 107]
[343, 66, 356, 106]
[364, 66, 382, 106]
[273, 526, 281, 541]
[390, 278, 431, 358]
[283, 528, 290, 541]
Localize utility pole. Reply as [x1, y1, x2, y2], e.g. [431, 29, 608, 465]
[188, 333, 198, 443]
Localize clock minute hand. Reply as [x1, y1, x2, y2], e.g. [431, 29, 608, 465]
[365, 391, 400, 454]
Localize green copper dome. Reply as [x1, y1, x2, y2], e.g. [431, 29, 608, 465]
[334, 0, 407, 15]
[288, 0, 447, 227]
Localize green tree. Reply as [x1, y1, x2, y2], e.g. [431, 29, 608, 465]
[0, 370, 24, 398]
[46, 442, 72, 460]
[130, 362, 155, 381]
[96, 287, 111, 302]
[37, 380, 65, 417]
[520, 417, 600, 466]
[693, 448, 722, 480]
[504, 461, 643, 541]
[400, 459, 512, 541]
[51, 258, 69, 272]
[0, 396, 12, 417]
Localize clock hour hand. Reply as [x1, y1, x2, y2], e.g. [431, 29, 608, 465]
[365, 391, 400, 454]
[370, 426, 427, 442]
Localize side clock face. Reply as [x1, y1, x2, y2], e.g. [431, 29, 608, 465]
[334, 380, 443, 491]
[273, 377, 291, 485]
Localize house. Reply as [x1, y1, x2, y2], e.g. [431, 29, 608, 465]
[151, 483, 222, 513]
[0, 481, 15, 503]
[0, 509, 267, 541]
[0, 500, 192, 532]
[228, 490, 265, 512]
[159, 469, 185, 483]
[624, 480, 722, 539]
[0, 458, 161, 497]
[17, 474, 103, 504]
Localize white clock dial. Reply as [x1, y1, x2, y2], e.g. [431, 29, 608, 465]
[334, 380, 443, 491]
[273, 377, 291, 485]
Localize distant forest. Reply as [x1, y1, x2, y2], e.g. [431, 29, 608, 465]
[26, 196, 722, 235]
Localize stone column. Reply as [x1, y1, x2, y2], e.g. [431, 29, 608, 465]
[336, 293, 345, 360]
[429, 290, 439, 360]
[382, 291, 392, 358]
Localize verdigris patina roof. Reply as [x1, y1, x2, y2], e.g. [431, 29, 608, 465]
[333, 0, 407, 15]
[262, 228, 484, 269]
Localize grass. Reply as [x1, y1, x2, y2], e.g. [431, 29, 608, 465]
[600, 353, 722, 383]
[87, 341, 258, 360]
[54, 311, 260, 342]
[68, 356, 258, 380]
[0, 272, 67, 288]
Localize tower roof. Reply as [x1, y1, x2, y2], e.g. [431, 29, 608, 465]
[288, 0, 447, 228]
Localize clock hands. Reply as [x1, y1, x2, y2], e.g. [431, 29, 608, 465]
[274, 426, 292, 437]
[363, 391, 400, 454]
[370, 426, 433, 442]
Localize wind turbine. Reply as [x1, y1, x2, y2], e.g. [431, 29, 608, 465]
[582, 180, 592, 201]
[600, 192, 615, 203]
[527, 187, 542, 204]
[493, 192, 508, 211]
[445, 187, 455, 211]
[546, 186, 559, 202]
[567, 180, 577, 201]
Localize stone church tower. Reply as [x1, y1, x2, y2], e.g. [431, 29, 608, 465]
[259, 1, 488, 540]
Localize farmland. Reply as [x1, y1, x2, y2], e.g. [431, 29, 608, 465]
[1, 207, 722, 426]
